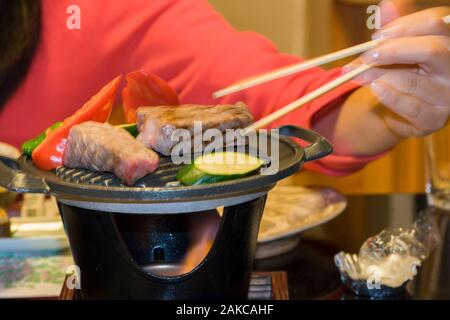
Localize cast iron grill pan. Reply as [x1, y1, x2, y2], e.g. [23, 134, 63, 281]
[0, 126, 332, 204]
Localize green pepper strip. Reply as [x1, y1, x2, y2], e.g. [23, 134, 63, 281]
[22, 122, 63, 157]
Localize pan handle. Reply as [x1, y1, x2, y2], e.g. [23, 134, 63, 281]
[0, 156, 49, 194]
[278, 125, 333, 162]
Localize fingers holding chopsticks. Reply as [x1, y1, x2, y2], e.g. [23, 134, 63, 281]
[369, 80, 448, 137]
[361, 36, 450, 74]
[345, 36, 450, 74]
[355, 68, 450, 106]
[346, 61, 450, 138]
[342, 6, 450, 139]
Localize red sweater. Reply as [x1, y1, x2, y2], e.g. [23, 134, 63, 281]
[0, 0, 379, 175]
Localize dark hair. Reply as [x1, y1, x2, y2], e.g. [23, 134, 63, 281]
[0, 0, 41, 108]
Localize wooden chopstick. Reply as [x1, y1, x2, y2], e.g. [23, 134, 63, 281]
[240, 64, 372, 134]
[213, 39, 381, 99]
[214, 14, 450, 99]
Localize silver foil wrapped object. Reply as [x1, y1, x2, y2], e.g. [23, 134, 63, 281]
[334, 210, 439, 298]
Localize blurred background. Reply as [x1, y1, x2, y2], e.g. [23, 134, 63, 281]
[209, 0, 450, 194]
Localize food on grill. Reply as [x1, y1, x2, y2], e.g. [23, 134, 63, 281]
[122, 70, 180, 123]
[29, 69, 181, 171]
[136, 103, 254, 156]
[25, 122, 137, 156]
[63, 121, 159, 185]
[177, 152, 263, 186]
[32, 75, 122, 171]
[22, 122, 63, 157]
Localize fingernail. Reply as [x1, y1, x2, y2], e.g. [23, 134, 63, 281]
[370, 81, 384, 96]
[361, 50, 380, 64]
[372, 31, 384, 40]
[372, 30, 387, 40]
[354, 71, 372, 85]
[372, 25, 403, 40]
[352, 74, 366, 85]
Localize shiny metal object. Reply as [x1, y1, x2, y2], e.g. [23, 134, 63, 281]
[335, 252, 409, 298]
[334, 210, 439, 298]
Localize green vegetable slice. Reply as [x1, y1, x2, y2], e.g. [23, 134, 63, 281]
[176, 164, 248, 186]
[176, 152, 264, 186]
[194, 152, 264, 176]
[21, 122, 63, 157]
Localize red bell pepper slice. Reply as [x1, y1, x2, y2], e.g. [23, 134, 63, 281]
[32, 75, 122, 171]
[122, 70, 179, 123]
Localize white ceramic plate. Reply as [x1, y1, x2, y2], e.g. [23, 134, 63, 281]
[256, 186, 347, 259]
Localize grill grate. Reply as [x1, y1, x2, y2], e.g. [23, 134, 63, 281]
[53, 156, 182, 188]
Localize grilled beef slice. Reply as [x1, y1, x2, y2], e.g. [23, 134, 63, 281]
[136, 103, 254, 155]
[63, 121, 159, 185]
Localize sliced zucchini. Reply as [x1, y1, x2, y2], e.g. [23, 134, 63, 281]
[176, 163, 248, 186]
[194, 152, 264, 176]
[117, 123, 138, 137]
[176, 152, 264, 186]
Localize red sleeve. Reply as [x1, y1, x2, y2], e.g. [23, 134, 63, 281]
[104, 0, 385, 175]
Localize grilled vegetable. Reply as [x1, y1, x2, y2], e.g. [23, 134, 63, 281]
[122, 70, 180, 123]
[32, 75, 122, 171]
[45, 122, 64, 134]
[117, 123, 138, 137]
[195, 152, 264, 175]
[176, 164, 244, 186]
[176, 152, 264, 186]
[21, 122, 63, 157]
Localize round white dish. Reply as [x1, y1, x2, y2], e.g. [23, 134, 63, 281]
[256, 185, 347, 259]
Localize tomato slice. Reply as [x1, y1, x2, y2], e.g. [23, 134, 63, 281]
[122, 70, 179, 123]
[32, 75, 122, 171]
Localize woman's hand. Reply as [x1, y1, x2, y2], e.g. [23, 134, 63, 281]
[346, 5, 450, 139]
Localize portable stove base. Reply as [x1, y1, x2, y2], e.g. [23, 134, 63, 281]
[59, 196, 268, 299]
